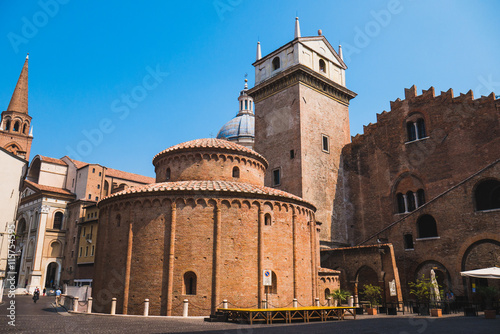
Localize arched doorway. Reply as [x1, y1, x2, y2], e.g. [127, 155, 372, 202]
[45, 262, 59, 289]
[356, 266, 380, 304]
[414, 261, 451, 296]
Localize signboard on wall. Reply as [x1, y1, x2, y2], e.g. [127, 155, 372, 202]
[263, 270, 272, 286]
[389, 279, 397, 296]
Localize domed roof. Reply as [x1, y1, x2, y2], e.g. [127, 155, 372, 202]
[152, 138, 267, 166]
[216, 113, 254, 141]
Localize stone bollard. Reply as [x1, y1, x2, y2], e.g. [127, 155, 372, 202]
[315, 298, 320, 307]
[293, 298, 298, 308]
[348, 296, 354, 307]
[223, 299, 228, 309]
[87, 297, 93, 313]
[327, 297, 332, 306]
[354, 295, 359, 307]
[262, 300, 267, 309]
[183, 299, 188, 317]
[111, 298, 117, 315]
[144, 299, 149, 316]
[73, 297, 79, 312]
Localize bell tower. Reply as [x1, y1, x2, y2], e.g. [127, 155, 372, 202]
[248, 19, 357, 247]
[0, 55, 33, 160]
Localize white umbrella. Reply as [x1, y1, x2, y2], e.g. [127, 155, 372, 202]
[460, 267, 500, 279]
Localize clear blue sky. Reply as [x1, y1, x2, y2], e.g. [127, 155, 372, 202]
[1, 0, 499, 178]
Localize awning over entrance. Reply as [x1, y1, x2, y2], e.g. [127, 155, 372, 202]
[460, 267, 500, 279]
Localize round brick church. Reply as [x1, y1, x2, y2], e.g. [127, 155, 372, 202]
[93, 138, 325, 316]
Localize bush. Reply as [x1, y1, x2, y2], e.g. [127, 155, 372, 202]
[330, 289, 351, 305]
[361, 284, 382, 308]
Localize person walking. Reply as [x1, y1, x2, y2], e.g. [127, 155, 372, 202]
[43, 288, 46, 296]
[33, 288, 40, 303]
[55, 288, 62, 306]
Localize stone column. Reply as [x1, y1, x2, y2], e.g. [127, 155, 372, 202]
[211, 205, 222, 314]
[123, 221, 134, 314]
[166, 203, 177, 316]
[258, 207, 264, 307]
[309, 216, 317, 305]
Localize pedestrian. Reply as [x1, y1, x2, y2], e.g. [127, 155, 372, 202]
[33, 287, 40, 303]
[43, 288, 46, 296]
[55, 287, 62, 306]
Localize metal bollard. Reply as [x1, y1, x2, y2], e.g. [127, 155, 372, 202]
[111, 297, 117, 315]
[144, 299, 149, 316]
[73, 297, 79, 312]
[354, 295, 359, 307]
[293, 298, 298, 308]
[182, 299, 188, 317]
[348, 296, 354, 307]
[262, 300, 267, 309]
[327, 297, 332, 306]
[315, 298, 320, 307]
[223, 299, 228, 309]
[87, 297, 93, 313]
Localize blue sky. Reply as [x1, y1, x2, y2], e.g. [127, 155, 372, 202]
[1, 0, 499, 177]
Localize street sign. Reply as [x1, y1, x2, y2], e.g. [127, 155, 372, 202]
[263, 270, 272, 286]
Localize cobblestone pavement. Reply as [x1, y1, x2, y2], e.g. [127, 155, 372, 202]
[1, 296, 499, 333]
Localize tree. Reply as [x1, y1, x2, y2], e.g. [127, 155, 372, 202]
[361, 284, 382, 308]
[330, 289, 351, 305]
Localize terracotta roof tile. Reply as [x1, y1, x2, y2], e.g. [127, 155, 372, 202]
[24, 179, 74, 196]
[105, 168, 155, 184]
[39, 156, 67, 166]
[318, 267, 341, 274]
[100, 180, 315, 209]
[153, 138, 268, 167]
[65, 157, 89, 169]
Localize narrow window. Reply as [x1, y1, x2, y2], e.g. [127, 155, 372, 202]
[404, 234, 414, 249]
[88, 194, 91, 199]
[290, 150, 295, 159]
[5, 120, 11, 131]
[91, 245, 95, 256]
[417, 215, 438, 238]
[406, 191, 416, 212]
[417, 189, 425, 207]
[407, 122, 416, 141]
[85, 246, 89, 256]
[271, 271, 278, 294]
[116, 214, 121, 227]
[264, 213, 272, 226]
[184, 271, 197, 295]
[90, 225, 93, 237]
[83, 227, 86, 237]
[273, 168, 281, 186]
[79, 247, 82, 257]
[322, 135, 329, 153]
[272, 57, 280, 71]
[325, 288, 331, 300]
[13, 121, 20, 132]
[232, 166, 240, 178]
[475, 179, 500, 211]
[99, 171, 102, 176]
[319, 59, 326, 73]
[95, 196, 98, 201]
[23, 123, 27, 134]
[71, 250, 74, 258]
[92, 168, 95, 173]
[245, 100, 248, 109]
[166, 168, 171, 180]
[53, 212, 63, 230]
[416, 118, 426, 139]
[240, 101, 243, 110]
[396, 193, 405, 213]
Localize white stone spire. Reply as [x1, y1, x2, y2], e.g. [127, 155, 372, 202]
[256, 41, 262, 61]
[338, 44, 343, 60]
[294, 17, 301, 38]
[29, 125, 33, 137]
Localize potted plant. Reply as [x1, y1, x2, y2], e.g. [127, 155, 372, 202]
[361, 284, 382, 315]
[329, 289, 351, 307]
[408, 274, 432, 315]
[477, 286, 499, 319]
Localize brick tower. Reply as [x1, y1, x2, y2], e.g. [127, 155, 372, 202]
[248, 19, 356, 247]
[0, 55, 33, 160]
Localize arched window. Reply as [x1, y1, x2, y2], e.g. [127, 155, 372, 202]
[417, 189, 425, 207]
[396, 193, 405, 213]
[240, 101, 243, 110]
[245, 100, 248, 109]
[270, 271, 277, 294]
[232, 166, 240, 178]
[53, 212, 63, 230]
[417, 215, 438, 238]
[13, 121, 20, 132]
[325, 288, 331, 300]
[166, 168, 171, 180]
[50, 241, 61, 257]
[23, 123, 27, 134]
[18, 218, 26, 234]
[406, 191, 416, 212]
[319, 59, 326, 73]
[184, 271, 197, 295]
[116, 214, 121, 227]
[264, 213, 272, 226]
[404, 233, 414, 249]
[272, 57, 280, 71]
[249, 101, 252, 111]
[5, 119, 11, 131]
[416, 118, 426, 138]
[104, 181, 109, 196]
[475, 179, 500, 211]
[406, 122, 416, 141]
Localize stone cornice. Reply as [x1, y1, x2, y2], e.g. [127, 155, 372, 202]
[248, 64, 357, 105]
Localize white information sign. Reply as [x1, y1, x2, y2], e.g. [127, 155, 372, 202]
[263, 270, 272, 286]
[389, 279, 397, 296]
